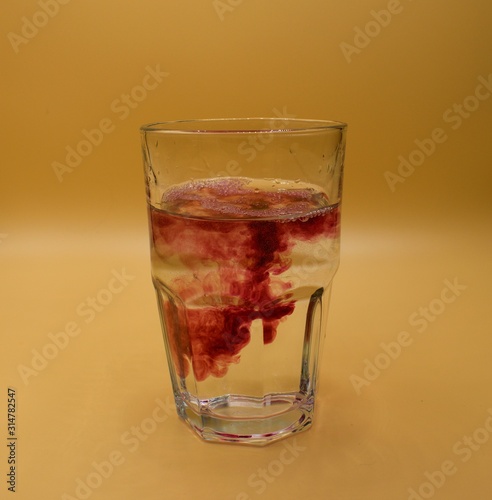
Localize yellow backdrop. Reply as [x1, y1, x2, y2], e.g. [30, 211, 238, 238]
[2, 1, 492, 499]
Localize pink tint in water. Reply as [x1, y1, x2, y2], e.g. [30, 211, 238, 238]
[150, 178, 339, 382]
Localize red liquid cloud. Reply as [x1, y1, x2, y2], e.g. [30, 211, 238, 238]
[150, 179, 339, 381]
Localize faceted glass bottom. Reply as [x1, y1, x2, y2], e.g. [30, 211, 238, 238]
[174, 392, 314, 446]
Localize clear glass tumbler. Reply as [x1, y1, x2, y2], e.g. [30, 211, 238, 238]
[140, 118, 346, 445]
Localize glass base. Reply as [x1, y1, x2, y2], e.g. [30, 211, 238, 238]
[174, 392, 314, 446]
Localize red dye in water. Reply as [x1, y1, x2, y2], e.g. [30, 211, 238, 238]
[150, 178, 339, 381]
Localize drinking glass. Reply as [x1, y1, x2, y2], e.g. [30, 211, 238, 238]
[140, 118, 347, 445]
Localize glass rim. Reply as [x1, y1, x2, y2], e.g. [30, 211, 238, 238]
[140, 117, 347, 134]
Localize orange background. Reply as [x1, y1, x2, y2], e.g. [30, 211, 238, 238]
[2, 1, 492, 499]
